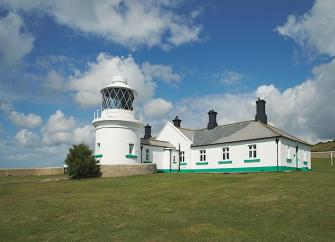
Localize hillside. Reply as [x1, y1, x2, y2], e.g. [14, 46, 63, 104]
[312, 140, 335, 152]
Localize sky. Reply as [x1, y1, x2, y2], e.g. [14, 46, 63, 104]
[0, 0, 334, 168]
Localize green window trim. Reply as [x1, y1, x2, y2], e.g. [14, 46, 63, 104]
[180, 162, 187, 166]
[172, 161, 177, 164]
[126, 154, 138, 158]
[287, 158, 292, 163]
[244, 158, 260, 163]
[95, 154, 103, 158]
[196, 162, 208, 165]
[218, 160, 232, 164]
[143, 160, 152, 163]
[303, 161, 308, 166]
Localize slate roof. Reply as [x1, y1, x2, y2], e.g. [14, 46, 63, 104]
[177, 120, 311, 147]
[141, 138, 175, 148]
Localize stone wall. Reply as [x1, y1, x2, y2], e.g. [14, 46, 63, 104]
[101, 163, 156, 177]
[0, 167, 64, 176]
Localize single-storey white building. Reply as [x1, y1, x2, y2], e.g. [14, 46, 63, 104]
[93, 76, 311, 173]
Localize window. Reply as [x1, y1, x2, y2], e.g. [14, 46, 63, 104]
[222, 147, 229, 160]
[248, 144, 257, 158]
[180, 151, 185, 162]
[129, 143, 134, 154]
[200, 150, 206, 161]
[145, 148, 149, 161]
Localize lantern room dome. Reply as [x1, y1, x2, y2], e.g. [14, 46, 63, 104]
[101, 75, 137, 95]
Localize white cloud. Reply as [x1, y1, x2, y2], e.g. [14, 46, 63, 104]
[172, 58, 335, 143]
[69, 53, 180, 108]
[45, 70, 66, 92]
[0, 12, 34, 67]
[0, 0, 201, 50]
[69, 53, 155, 107]
[142, 62, 181, 84]
[144, 98, 172, 118]
[214, 70, 246, 85]
[276, 0, 335, 57]
[41, 110, 94, 146]
[14, 129, 39, 147]
[0, 102, 43, 128]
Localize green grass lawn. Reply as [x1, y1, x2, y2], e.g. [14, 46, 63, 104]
[1, 159, 334, 242]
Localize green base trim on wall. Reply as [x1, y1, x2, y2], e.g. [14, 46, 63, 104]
[125, 154, 137, 158]
[157, 169, 180, 173]
[218, 160, 232, 164]
[287, 158, 292, 163]
[196, 162, 208, 165]
[157, 166, 311, 173]
[180, 162, 187, 166]
[244, 159, 260, 163]
[95, 154, 103, 158]
[303, 161, 308, 166]
[143, 161, 152, 163]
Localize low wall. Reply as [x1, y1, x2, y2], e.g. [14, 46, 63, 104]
[0, 167, 64, 176]
[312, 151, 335, 159]
[101, 164, 156, 177]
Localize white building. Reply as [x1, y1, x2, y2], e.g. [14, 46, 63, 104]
[93, 76, 311, 173]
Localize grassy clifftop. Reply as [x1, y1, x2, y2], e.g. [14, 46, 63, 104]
[312, 140, 335, 152]
[0, 158, 334, 241]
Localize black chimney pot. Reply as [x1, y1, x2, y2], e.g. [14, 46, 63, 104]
[173, 116, 181, 128]
[144, 124, 152, 139]
[255, 98, 267, 124]
[207, 109, 218, 130]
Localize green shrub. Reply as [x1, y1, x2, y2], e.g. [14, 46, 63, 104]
[65, 143, 101, 179]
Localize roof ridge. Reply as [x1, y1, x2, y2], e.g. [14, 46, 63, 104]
[178, 120, 254, 131]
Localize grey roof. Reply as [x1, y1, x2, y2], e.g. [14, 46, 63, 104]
[177, 120, 311, 147]
[141, 138, 175, 148]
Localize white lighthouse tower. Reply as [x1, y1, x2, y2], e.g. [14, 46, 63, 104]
[92, 75, 143, 165]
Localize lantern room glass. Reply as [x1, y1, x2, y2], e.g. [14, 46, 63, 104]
[101, 87, 134, 111]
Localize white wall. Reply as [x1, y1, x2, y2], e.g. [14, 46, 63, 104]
[141, 145, 178, 171]
[280, 137, 311, 170]
[156, 121, 192, 165]
[94, 120, 143, 165]
[184, 138, 278, 171]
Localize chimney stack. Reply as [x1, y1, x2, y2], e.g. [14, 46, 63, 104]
[255, 98, 267, 124]
[207, 109, 218, 130]
[144, 124, 152, 139]
[173, 116, 181, 128]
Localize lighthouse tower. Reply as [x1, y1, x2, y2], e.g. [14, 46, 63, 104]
[92, 76, 143, 165]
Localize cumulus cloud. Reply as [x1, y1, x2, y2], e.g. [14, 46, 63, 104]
[0, 12, 34, 67]
[0, 0, 201, 50]
[276, 0, 335, 57]
[14, 129, 39, 147]
[0, 103, 43, 128]
[172, 58, 335, 143]
[141, 62, 181, 84]
[69, 53, 180, 108]
[41, 110, 94, 146]
[144, 98, 172, 118]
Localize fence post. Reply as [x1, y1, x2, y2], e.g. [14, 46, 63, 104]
[331, 152, 334, 167]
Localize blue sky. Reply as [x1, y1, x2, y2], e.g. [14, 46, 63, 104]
[1, 0, 334, 168]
